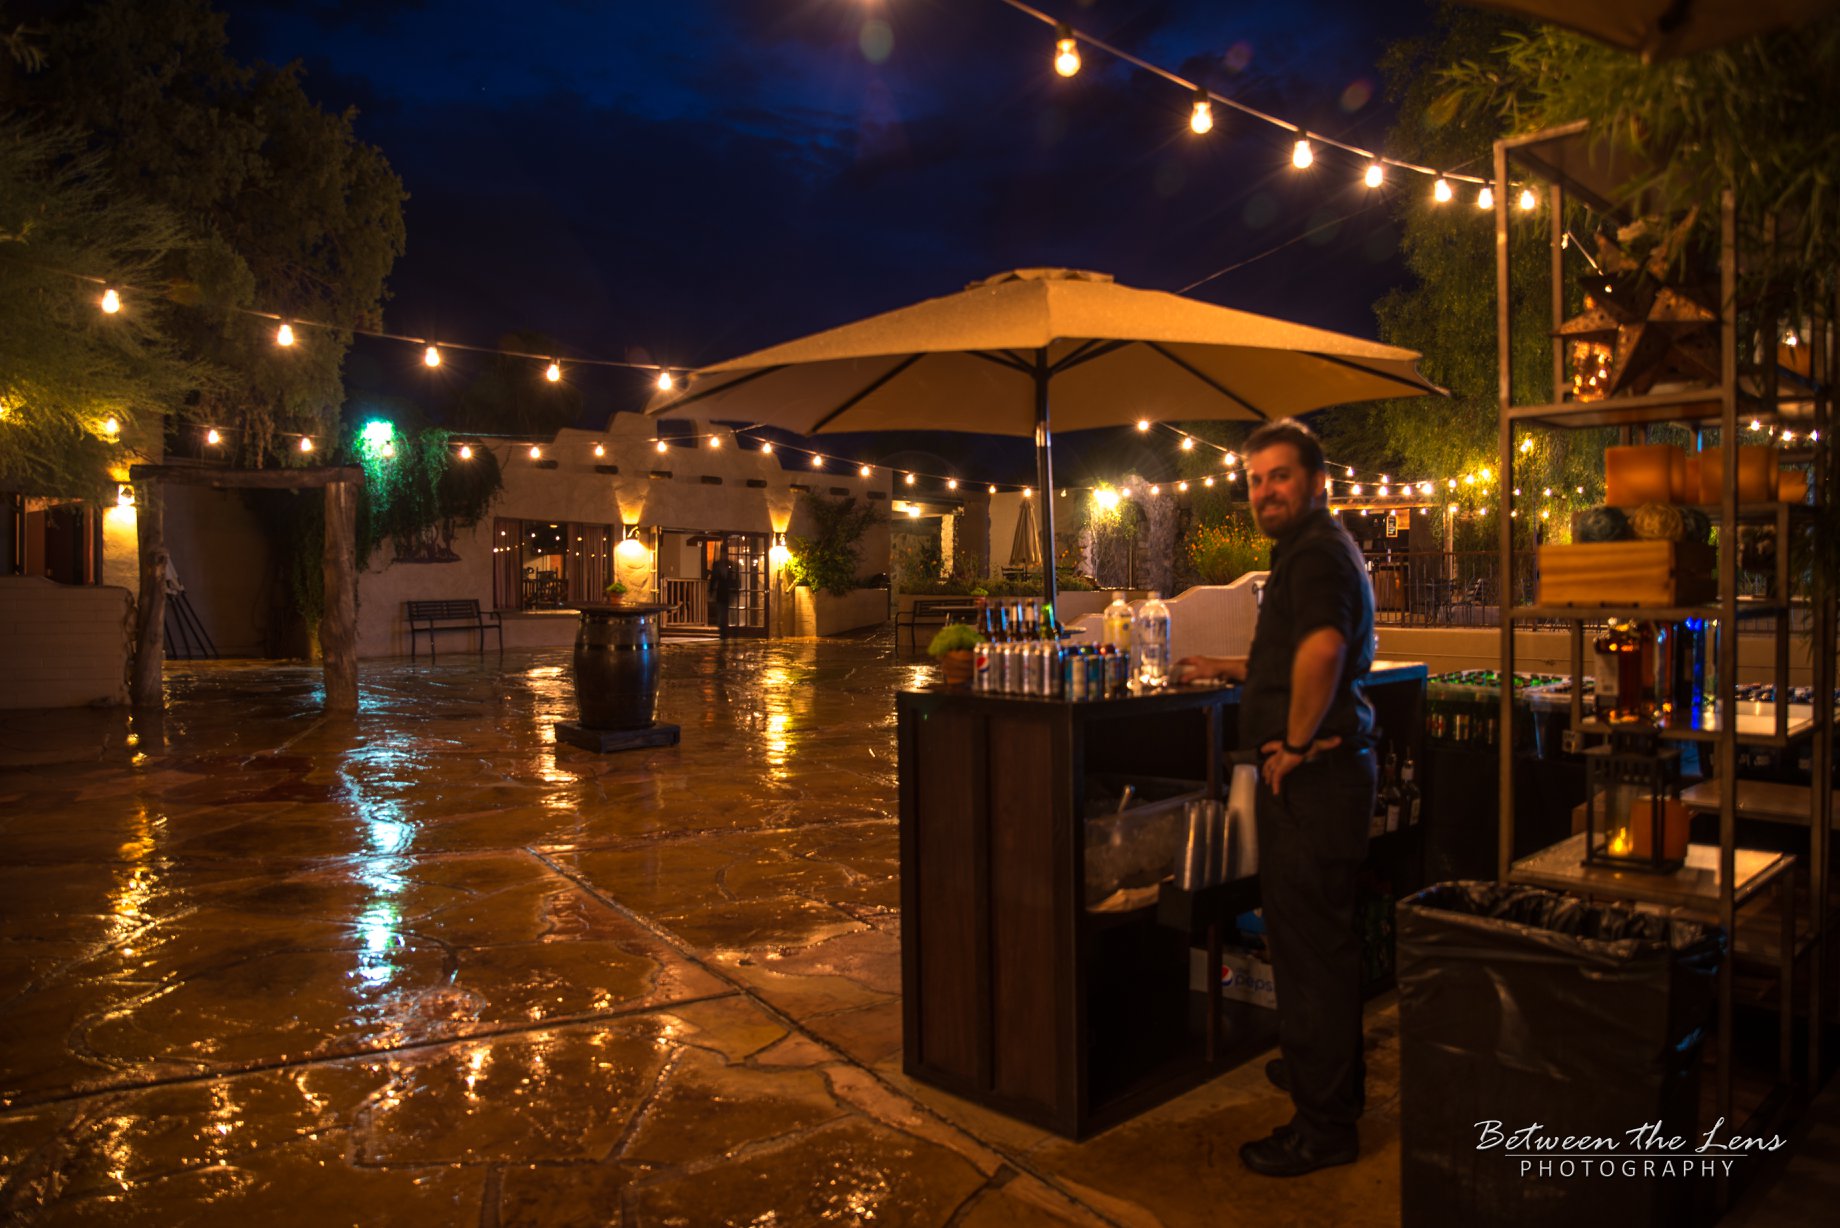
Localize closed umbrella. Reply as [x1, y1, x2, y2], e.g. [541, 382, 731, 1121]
[649, 267, 1441, 605]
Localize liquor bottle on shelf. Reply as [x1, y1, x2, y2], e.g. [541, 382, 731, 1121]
[1135, 591, 1171, 688]
[973, 598, 993, 693]
[1593, 621, 1626, 720]
[1381, 750, 1402, 833]
[1400, 755, 1421, 827]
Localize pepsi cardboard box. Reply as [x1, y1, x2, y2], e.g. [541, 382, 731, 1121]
[1188, 946, 1277, 1010]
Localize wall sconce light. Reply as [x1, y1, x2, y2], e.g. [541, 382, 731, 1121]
[622, 524, 642, 541]
[769, 531, 790, 567]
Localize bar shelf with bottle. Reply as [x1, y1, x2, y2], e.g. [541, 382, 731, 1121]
[899, 591, 1428, 1137]
[1490, 120, 1834, 1157]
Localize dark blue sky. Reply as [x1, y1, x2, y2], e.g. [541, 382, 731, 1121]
[218, 0, 1439, 477]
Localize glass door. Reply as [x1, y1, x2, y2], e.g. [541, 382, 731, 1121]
[705, 532, 769, 637]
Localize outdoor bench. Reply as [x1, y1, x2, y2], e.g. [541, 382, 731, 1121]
[406, 599, 503, 660]
[896, 597, 980, 651]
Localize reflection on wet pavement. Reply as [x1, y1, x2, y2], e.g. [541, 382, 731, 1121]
[0, 639, 1401, 1225]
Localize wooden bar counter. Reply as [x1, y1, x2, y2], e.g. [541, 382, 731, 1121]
[897, 661, 1427, 1138]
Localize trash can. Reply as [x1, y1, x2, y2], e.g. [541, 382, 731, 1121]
[1397, 882, 1723, 1228]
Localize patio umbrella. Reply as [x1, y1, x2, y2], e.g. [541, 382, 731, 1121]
[647, 267, 1441, 606]
[1460, 0, 1837, 61]
[1008, 492, 1043, 572]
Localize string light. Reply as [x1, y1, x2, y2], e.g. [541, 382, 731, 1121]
[812, 455, 824, 468]
[656, 371, 675, 391]
[1364, 162, 1384, 188]
[761, 441, 774, 454]
[708, 435, 721, 449]
[1177, 480, 1189, 492]
[1518, 187, 1537, 211]
[103, 417, 120, 437]
[1353, 484, 1363, 495]
[1204, 476, 1215, 487]
[1433, 178, 1453, 203]
[988, 484, 997, 494]
[276, 322, 295, 347]
[1023, 486, 1034, 497]
[100, 288, 121, 314]
[381, 441, 395, 458]
[1519, 437, 1533, 453]
[1136, 419, 1151, 432]
[299, 436, 314, 453]
[529, 445, 542, 460]
[904, 473, 916, 485]
[206, 429, 221, 446]
[1189, 90, 1213, 135]
[947, 478, 958, 490]
[657, 439, 669, 454]
[860, 464, 873, 478]
[1150, 484, 1161, 495]
[423, 345, 441, 368]
[592, 443, 604, 457]
[1053, 24, 1080, 76]
[545, 361, 561, 382]
[1291, 139, 1313, 169]
[1476, 185, 1494, 210]
[1180, 436, 1195, 451]
[459, 444, 474, 460]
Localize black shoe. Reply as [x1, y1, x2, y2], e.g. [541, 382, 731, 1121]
[1239, 1128, 1358, 1178]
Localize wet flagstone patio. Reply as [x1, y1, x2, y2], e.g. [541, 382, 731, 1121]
[0, 638, 1406, 1226]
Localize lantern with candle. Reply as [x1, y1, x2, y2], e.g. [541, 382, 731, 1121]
[1583, 733, 1687, 872]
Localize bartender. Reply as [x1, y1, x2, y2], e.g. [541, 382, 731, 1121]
[1174, 418, 1377, 1178]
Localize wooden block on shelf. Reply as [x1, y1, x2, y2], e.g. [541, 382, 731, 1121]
[1536, 541, 1716, 607]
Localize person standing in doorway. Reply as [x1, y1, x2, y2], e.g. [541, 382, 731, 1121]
[707, 545, 738, 639]
[1174, 418, 1377, 1178]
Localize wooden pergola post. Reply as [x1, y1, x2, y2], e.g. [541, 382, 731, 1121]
[320, 475, 359, 713]
[130, 481, 166, 709]
[129, 463, 363, 715]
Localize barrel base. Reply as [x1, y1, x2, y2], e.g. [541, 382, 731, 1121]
[554, 721, 681, 755]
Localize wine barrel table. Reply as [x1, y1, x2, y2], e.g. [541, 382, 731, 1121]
[556, 603, 681, 753]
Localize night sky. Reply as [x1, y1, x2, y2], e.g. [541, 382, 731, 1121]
[215, 0, 1440, 482]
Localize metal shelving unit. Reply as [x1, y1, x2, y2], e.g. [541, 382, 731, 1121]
[1491, 121, 1835, 1148]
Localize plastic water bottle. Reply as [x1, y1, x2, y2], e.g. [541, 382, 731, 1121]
[1135, 591, 1170, 689]
[1103, 591, 1132, 660]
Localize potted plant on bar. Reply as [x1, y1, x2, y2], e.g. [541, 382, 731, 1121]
[927, 622, 980, 690]
[603, 578, 628, 606]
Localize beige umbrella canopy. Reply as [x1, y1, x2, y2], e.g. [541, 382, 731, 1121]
[1461, 0, 1837, 62]
[648, 268, 1441, 604]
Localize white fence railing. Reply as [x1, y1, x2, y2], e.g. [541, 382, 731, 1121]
[662, 578, 707, 625]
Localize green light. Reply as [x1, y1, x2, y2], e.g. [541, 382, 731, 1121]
[362, 420, 393, 446]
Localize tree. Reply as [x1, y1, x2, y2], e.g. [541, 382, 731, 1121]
[451, 332, 584, 438]
[1, 0, 407, 466]
[0, 118, 222, 498]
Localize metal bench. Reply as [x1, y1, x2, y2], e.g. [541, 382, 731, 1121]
[895, 597, 979, 651]
[406, 599, 503, 660]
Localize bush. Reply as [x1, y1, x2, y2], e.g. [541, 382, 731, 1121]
[784, 493, 882, 597]
[927, 622, 981, 656]
[1185, 515, 1271, 584]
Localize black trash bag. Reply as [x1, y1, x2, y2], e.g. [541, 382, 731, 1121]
[1398, 881, 1724, 1228]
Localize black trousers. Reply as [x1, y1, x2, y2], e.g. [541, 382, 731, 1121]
[1255, 745, 1376, 1146]
[711, 594, 730, 637]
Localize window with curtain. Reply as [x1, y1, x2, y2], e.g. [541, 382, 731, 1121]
[492, 518, 614, 609]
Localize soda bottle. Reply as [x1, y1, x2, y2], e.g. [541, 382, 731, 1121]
[1401, 755, 1421, 827]
[1103, 592, 1132, 660]
[1134, 591, 1171, 689]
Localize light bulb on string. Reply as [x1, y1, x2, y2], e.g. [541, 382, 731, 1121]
[275, 322, 295, 347]
[381, 441, 395, 458]
[1519, 437, 1534, 453]
[103, 416, 120, 437]
[1150, 484, 1161, 496]
[904, 473, 916, 486]
[860, 464, 873, 478]
[545, 361, 561, 383]
[299, 436, 314, 453]
[1433, 178, 1453, 203]
[947, 478, 958, 490]
[1518, 187, 1537, 211]
[1476, 185, 1494, 210]
[459, 444, 473, 460]
[812, 455, 824, 468]
[988, 484, 998, 495]
[1448, 478, 1457, 489]
[423, 345, 441, 368]
[760, 441, 774, 454]
[1053, 24, 1080, 77]
[529, 445, 542, 460]
[206, 428, 221, 446]
[1177, 481, 1189, 492]
[1364, 162, 1385, 188]
[1136, 418, 1151, 432]
[100, 287, 121, 314]
[1379, 485, 1389, 497]
[1023, 486, 1033, 498]
[1352, 484, 1363, 495]
[656, 370, 674, 391]
[1204, 476, 1215, 487]
[1291, 139, 1313, 169]
[592, 443, 604, 458]
[1181, 436, 1194, 451]
[708, 435, 721, 449]
[1189, 90, 1213, 135]
[656, 439, 669, 454]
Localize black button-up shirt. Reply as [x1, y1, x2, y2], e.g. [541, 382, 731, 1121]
[1240, 507, 1376, 750]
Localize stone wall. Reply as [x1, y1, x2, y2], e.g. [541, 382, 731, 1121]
[0, 577, 133, 708]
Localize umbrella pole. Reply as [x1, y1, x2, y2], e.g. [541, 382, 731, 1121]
[1034, 350, 1057, 613]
